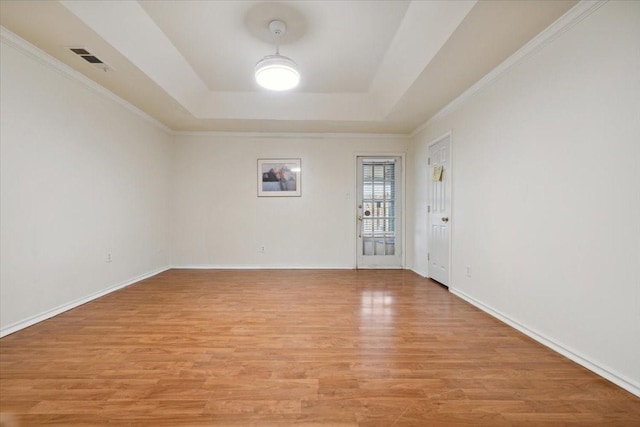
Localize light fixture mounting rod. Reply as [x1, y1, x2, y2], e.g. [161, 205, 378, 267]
[269, 20, 287, 37]
[269, 20, 286, 54]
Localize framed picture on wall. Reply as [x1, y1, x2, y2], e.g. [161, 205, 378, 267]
[257, 158, 301, 197]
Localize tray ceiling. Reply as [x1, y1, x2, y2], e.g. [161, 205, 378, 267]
[0, 1, 577, 133]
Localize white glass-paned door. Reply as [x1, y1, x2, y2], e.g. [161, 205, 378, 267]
[357, 157, 402, 268]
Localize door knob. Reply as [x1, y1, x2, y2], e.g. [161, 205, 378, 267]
[442, 217, 449, 222]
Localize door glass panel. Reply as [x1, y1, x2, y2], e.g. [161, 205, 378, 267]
[361, 160, 396, 256]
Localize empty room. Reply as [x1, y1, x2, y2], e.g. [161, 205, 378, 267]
[1, 0, 639, 425]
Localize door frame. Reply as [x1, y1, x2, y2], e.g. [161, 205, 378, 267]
[353, 152, 406, 269]
[427, 132, 453, 285]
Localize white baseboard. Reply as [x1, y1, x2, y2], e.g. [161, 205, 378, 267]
[0, 266, 171, 338]
[409, 267, 428, 278]
[171, 264, 354, 270]
[450, 287, 640, 398]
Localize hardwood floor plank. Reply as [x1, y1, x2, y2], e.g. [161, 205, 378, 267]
[1, 269, 638, 426]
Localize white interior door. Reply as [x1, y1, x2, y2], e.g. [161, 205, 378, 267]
[428, 136, 451, 285]
[356, 157, 402, 269]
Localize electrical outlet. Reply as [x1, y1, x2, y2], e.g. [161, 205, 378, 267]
[466, 266, 471, 277]
[106, 252, 113, 263]
[259, 246, 265, 253]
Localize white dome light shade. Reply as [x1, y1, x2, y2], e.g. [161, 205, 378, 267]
[255, 54, 300, 91]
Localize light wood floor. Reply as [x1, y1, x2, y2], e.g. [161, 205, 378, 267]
[1, 269, 638, 426]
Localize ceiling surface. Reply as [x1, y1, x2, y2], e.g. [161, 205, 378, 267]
[0, 0, 577, 134]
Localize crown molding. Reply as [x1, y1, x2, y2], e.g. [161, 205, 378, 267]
[172, 130, 411, 140]
[171, 131, 411, 139]
[0, 26, 172, 134]
[410, 0, 608, 138]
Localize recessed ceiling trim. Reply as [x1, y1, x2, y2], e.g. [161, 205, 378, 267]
[172, 130, 411, 139]
[57, 0, 476, 123]
[371, 0, 476, 115]
[196, 92, 382, 121]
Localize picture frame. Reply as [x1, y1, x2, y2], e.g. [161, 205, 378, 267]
[257, 158, 301, 197]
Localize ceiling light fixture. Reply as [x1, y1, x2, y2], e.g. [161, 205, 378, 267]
[255, 20, 300, 91]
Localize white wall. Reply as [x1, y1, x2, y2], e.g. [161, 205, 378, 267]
[0, 36, 173, 334]
[171, 134, 408, 268]
[411, 1, 640, 392]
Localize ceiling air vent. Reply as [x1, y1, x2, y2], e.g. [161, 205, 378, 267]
[81, 55, 103, 64]
[70, 48, 90, 55]
[68, 47, 112, 71]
